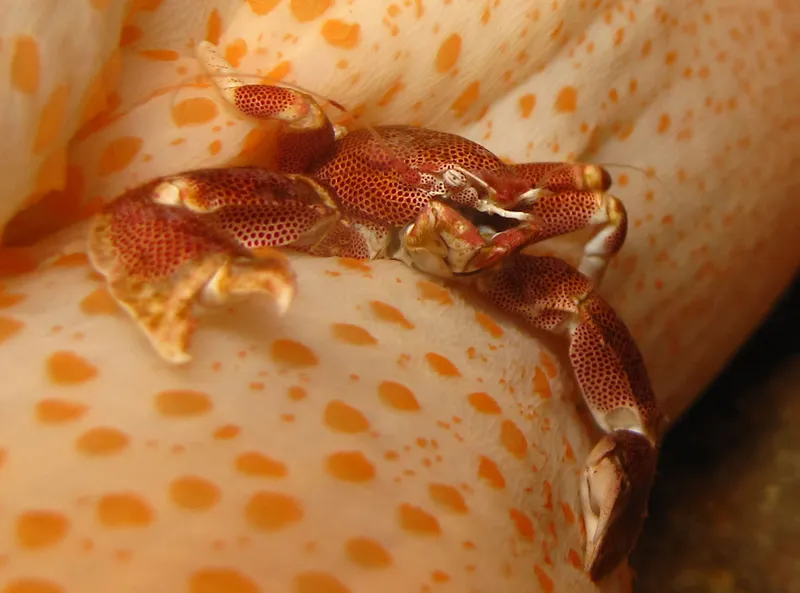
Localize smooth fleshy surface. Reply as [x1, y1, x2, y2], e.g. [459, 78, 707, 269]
[1, 1, 799, 592]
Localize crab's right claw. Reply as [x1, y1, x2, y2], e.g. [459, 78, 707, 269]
[87, 179, 298, 365]
[580, 429, 659, 582]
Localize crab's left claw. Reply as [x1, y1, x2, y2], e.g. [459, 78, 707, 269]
[87, 168, 343, 364]
[581, 429, 658, 582]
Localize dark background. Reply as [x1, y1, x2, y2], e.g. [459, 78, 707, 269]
[631, 276, 799, 592]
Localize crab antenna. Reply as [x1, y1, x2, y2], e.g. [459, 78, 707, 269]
[592, 161, 676, 203]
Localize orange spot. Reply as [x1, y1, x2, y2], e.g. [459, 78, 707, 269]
[467, 392, 501, 414]
[169, 476, 220, 510]
[657, 114, 671, 134]
[35, 399, 88, 424]
[560, 501, 576, 524]
[534, 564, 555, 593]
[563, 436, 576, 463]
[539, 352, 557, 377]
[474, 311, 503, 338]
[263, 60, 291, 82]
[188, 568, 260, 593]
[435, 34, 462, 72]
[345, 537, 393, 568]
[568, 547, 583, 569]
[172, 97, 219, 127]
[324, 400, 371, 433]
[519, 93, 536, 118]
[337, 257, 372, 273]
[247, 0, 281, 16]
[288, 385, 308, 401]
[509, 508, 534, 541]
[0, 316, 24, 345]
[554, 86, 577, 113]
[97, 136, 143, 177]
[665, 51, 678, 65]
[431, 570, 450, 583]
[290, 0, 332, 22]
[642, 39, 652, 57]
[533, 366, 552, 399]
[398, 503, 441, 535]
[425, 352, 461, 377]
[75, 427, 129, 456]
[154, 389, 213, 417]
[15, 510, 70, 549]
[331, 323, 378, 346]
[378, 381, 420, 411]
[2, 580, 65, 593]
[270, 339, 319, 367]
[369, 301, 414, 329]
[119, 25, 143, 46]
[245, 491, 303, 532]
[428, 483, 468, 513]
[477, 456, 506, 489]
[542, 480, 554, 509]
[46, 350, 97, 385]
[416, 280, 453, 305]
[11, 36, 41, 94]
[377, 79, 404, 107]
[80, 288, 119, 315]
[33, 84, 70, 155]
[0, 291, 27, 309]
[321, 19, 361, 48]
[138, 49, 180, 61]
[205, 9, 223, 44]
[224, 39, 248, 68]
[500, 420, 528, 458]
[96, 493, 154, 527]
[293, 572, 350, 593]
[52, 253, 89, 268]
[451, 81, 480, 117]
[213, 424, 240, 440]
[326, 451, 376, 482]
[236, 452, 288, 478]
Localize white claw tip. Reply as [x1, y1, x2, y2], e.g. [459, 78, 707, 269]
[152, 181, 183, 207]
[273, 284, 295, 317]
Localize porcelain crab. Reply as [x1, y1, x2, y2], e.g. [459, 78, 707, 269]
[87, 41, 666, 582]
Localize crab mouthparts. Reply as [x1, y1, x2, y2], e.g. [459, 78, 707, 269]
[474, 200, 534, 221]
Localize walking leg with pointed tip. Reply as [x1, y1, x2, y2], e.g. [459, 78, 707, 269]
[473, 254, 664, 582]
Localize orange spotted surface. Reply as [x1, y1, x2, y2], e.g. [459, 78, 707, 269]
[1, 1, 799, 593]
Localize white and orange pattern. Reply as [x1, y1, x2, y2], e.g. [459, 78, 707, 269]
[0, 1, 798, 592]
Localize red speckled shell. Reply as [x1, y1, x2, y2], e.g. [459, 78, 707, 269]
[312, 125, 514, 228]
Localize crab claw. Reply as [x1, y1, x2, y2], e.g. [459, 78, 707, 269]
[580, 429, 659, 582]
[88, 176, 300, 365]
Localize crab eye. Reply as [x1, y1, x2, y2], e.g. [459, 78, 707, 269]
[442, 169, 467, 188]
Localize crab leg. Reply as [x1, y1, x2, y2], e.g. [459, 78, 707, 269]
[196, 41, 338, 173]
[473, 254, 664, 582]
[511, 163, 627, 285]
[88, 167, 345, 364]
